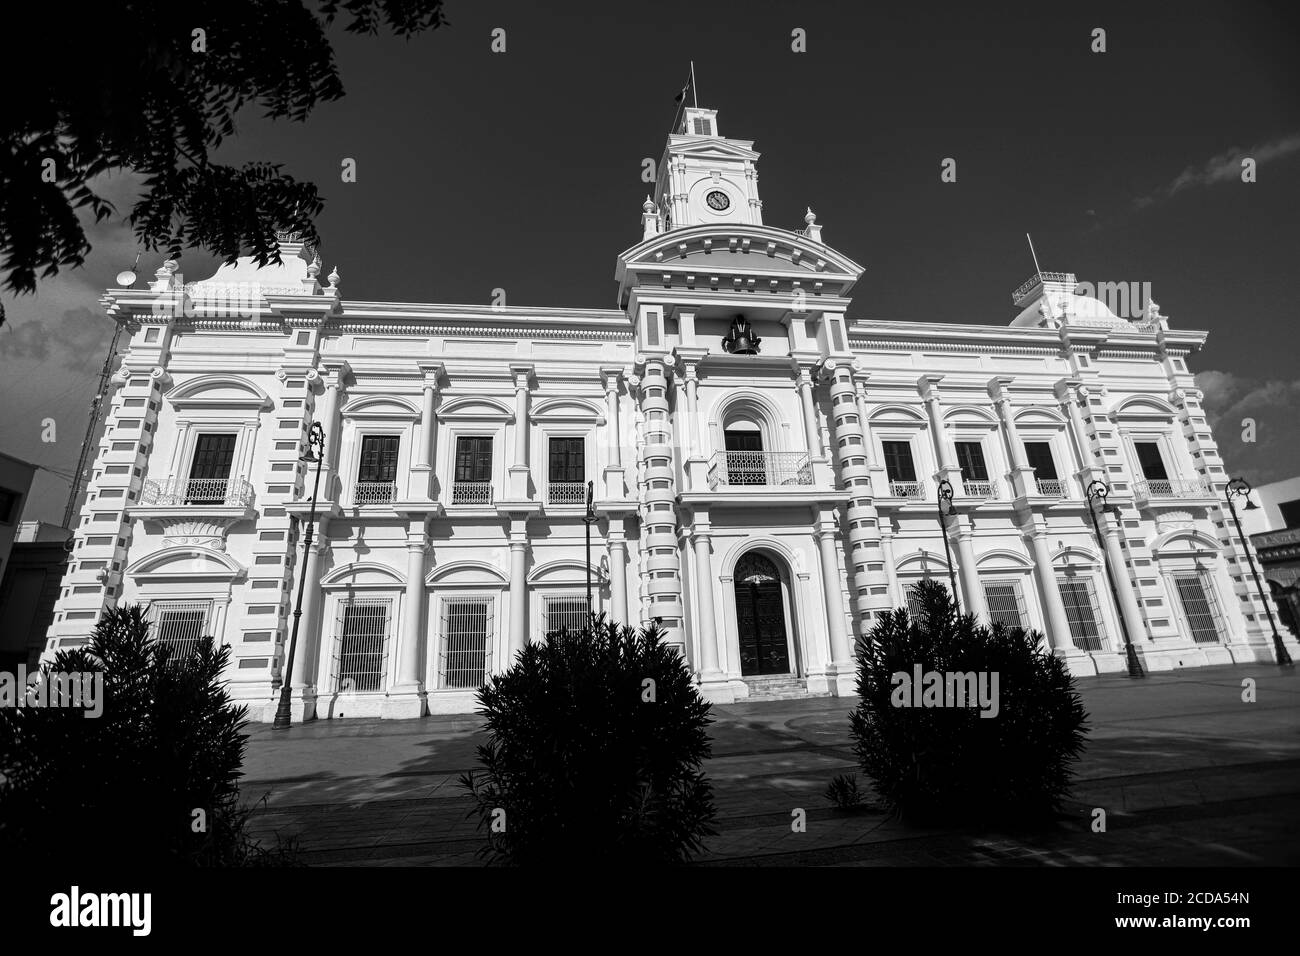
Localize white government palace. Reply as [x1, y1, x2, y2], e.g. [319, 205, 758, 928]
[41, 105, 1297, 718]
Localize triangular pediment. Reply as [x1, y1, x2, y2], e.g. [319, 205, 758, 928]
[618, 224, 863, 281]
[664, 137, 759, 163]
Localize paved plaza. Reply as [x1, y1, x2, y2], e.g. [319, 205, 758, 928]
[240, 664, 1300, 866]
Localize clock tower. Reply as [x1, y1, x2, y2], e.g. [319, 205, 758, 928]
[653, 106, 763, 231]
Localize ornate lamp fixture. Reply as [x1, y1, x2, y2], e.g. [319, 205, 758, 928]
[721, 315, 761, 354]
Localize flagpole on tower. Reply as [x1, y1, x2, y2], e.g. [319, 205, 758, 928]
[691, 60, 698, 108]
[1026, 233, 1043, 276]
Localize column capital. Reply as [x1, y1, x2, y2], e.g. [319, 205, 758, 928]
[986, 375, 1015, 402]
[509, 363, 534, 389]
[1053, 376, 1084, 404]
[917, 373, 945, 402]
[417, 360, 444, 388]
[599, 364, 623, 392]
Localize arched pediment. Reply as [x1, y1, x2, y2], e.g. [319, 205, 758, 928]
[530, 397, 604, 422]
[1113, 395, 1176, 418]
[1150, 528, 1222, 556]
[976, 549, 1035, 570]
[1050, 544, 1102, 568]
[721, 537, 805, 578]
[711, 389, 785, 428]
[426, 560, 509, 586]
[869, 403, 927, 424]
[126, 546, 244, 580]
[167, 374, 271, 410]
[617, 224, 864, 281]
[894, 549, 952, 574]
[526, 558, 607, 586]
[943, 404, 999, 425]
[341, 395, 420, 420]
[320, 561, 407, 588]
[436, 396, 514, 421]
[1013, 407, 1067, 426]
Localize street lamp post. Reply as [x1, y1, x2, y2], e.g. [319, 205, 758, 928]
[584, 479, 596, 614]
[935, 478, 962, 618]
[1225, 476, 1293, 667]
[1085, 479, 1145, 678]
[273, 421, 326, 730]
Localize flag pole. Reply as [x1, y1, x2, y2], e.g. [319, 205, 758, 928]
[1026, 233, 1042, 275]
[691, 60, 698, 108]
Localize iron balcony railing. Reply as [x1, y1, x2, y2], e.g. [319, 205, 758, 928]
[1035, 477, 1069, 498]
[140, 477, 255, 508]
[962, 479, 999, 500]
[1134, 478, 1213, 500]
[547, 481, 588, 505]
[886, 479, 927, 499]
[707, 451, 813, 489]
[354, 481, 396, 505]
[451, 481, 494, 505]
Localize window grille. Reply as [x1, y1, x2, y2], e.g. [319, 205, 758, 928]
[334, 597, 392, 692]
[1056, 576, 1107, 651]
[147, 600, 213, 659]
[983, 581, 1028, 632]
[1173, 572, 1223, 644]
[543, 594, 590, 637]
[441, 597, 493, 689]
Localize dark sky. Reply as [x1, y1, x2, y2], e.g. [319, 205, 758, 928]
[4, 0, 1299, 524]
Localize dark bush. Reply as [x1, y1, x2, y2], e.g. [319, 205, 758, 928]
[0, 604, 296, 865]
[850, 580, 1089, 826]
[460, 614, 716, 864]
[824, 772, 862, 809]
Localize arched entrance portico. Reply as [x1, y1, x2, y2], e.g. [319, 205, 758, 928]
[733, 551, 795, 675]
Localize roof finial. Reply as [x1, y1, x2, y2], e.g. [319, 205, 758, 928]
[643, 195, 656, 214]
[307, 253, 321, 279]
[326, 266, 340, 290]
[805, 207, 816, 224]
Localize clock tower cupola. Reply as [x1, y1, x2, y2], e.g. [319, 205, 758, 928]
[652, 105, 763, 232]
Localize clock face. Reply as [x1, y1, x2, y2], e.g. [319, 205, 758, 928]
[705, 190, 731, 211]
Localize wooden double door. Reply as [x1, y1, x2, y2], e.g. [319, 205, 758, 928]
[734, 552, 791, 676]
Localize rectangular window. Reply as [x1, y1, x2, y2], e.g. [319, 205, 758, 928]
[691, 117, 712, 135]
[955, 441, 989, 482]
[1133, 441, 1169, 481]
[148, 600, 213, 659]
[547, 437, 585, 483]
[454, 436, 493, 482]
[1023, 441, 1058, 480]
[336, 598, 391, 693]
[882, 441, 917, 483]
[1173, 572, 1223, 644]
[1278, 499, 1300, 529]
[0, 488, 19, 524]
[441, 597, 492, 689]
[983, 582, 1028, 632]
[1056, 576, 1106, 652]
[543, 593, 589, 637]
[357, 435, 399, 483]
[187, 433, 237, 503]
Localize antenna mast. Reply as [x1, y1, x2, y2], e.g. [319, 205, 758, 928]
[63, 322, 123, 529]
[1026, 233, 1043, 275]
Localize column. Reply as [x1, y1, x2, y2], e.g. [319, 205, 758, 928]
[683, 370, 701, 457]
[918, 374, 958, 476]
[316, 362, 347, 501]
[609, 533, 629, 624]
[952, 520, 989, 620]
[638, 358, 684, 634]
[1027, 523, 1074, 652]
[1100, 515, 1149, 647]
[602, 367, 622, 468]
[507, 364, 532, 499]
[690, 517, 723, 681]
[290, 525, 327, 691]
[988, 376, 1035, 498]
[1055, 378, 1096, 483]
[396, 525, 428, 689]
[880, 524, 901, 609]
[508, 519, 529, 658]
[815, 512, 853, 673]
[795, 365, 823, 458]
[413, 362, 441, 499]
[823, 358, 890, 634]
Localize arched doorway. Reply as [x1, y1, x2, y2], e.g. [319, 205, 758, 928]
[734, 552, 791, 675]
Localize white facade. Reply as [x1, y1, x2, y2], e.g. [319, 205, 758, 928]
[42, 105, 1297, 719]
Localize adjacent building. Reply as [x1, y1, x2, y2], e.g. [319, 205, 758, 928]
[39, 104, 1297, 719]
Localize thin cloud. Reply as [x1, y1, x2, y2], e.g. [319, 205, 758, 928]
[1196, 369, 1300, 484]
[1135, 133, 1300, 208]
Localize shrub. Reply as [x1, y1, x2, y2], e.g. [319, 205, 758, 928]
[849, 580, 1089, 826]
[0, 604, 295, 865]
[824, 772, 862, 809]
[460, 614, 716, 865]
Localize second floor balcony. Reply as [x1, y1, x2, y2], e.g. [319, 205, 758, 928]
[354, 480, 397, 506]
[1034, 477, 1070, 498]
[1134, 477, 1214, 504]
[546, 481, 588, 506]
[450, 481, 494, 505]
[707, 451, 812, 490]
[140, 477, 255, 508]
[962, 479, 999, 500]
